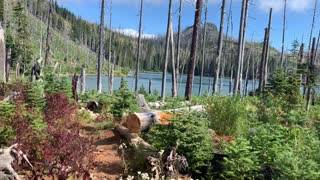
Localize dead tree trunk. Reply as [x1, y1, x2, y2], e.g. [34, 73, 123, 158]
[44, 0, 53, 66]
[258, 8, 272, 94]
[233, 0, 249, 95]
[108, 0, 113, 93]
[176, 0, 183, 91]
[97, 0, 105, 94]
[81, 64, 86, 95]
[264, 8, 272, 83]
[280, 0, 287, 67]
[213, 0, 226, 95]
[308, 0, 318, 57]
[258, 28, 268, 94]
[0, 25, 5, 83]
[185, 0, 202, 100]
[219, 0, 233, 94]
[198, 0, 208, 96]
[161, 0, 172, 100]
[306, 37, 316, 111]
[72, 73, 78, 102]
[135, 0, 143, 93]
[169, 21, 177, 97]
[251, 47, 256, 96]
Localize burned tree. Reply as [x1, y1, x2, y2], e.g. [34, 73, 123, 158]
[185, 0, 203, 100]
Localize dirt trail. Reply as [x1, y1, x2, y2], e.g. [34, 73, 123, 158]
[82, 125, 123, 180]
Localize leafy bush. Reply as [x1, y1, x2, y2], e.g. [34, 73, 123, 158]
[147, 112, 214, 177]
[111, 78, 139, 120]
[44, 73, 72, 98]
[206, 96, 252, 136]
[25, 82, 46, 110]
[221, 138, 261, 179]
[221, 124, 320, 179]
[265, 69, 302, 112]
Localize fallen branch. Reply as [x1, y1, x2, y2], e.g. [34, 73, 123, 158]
[0, 144, 33, 180]
[114, 124, 155, 150]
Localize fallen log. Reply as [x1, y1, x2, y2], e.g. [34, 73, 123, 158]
[114, 124, 154, 150]
[165, 105, 206, 113]
[125, 105, 206, 133]
[125, 111, 174, 133]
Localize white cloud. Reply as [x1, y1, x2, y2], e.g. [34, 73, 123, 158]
[258, 0, 315, 13]
[114, 28, 156, 38]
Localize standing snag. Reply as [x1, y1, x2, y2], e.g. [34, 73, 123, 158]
[185, 0, 203, 100]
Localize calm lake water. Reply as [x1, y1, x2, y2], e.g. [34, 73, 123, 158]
[82, 72, 259, 96]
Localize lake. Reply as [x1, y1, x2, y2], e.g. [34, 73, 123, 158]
[82, 72, 259, 96]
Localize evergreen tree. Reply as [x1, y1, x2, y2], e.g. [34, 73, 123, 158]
[13, 1, 33, 74]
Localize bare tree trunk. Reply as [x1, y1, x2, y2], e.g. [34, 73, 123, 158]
[81, 64, 86, 95]
[198, 0, 208, 96]
[213, 0, 226, 95]
[97, 0, 105, 93]
[280, 0, 287, 67]
[229, 64, 233, 94]
[258, 8, 272, 94]
[306, 37, 316, 111]
[258, 28, 268, 94]
[108, 0, 113, 93]
[0, 25, 5, 83]
[185, 0, 203, 100]
[233, 0, 249, 95]
[264, 8, 273, 83]
[220, 0, 233, 94]
[169, 22, 177, 97]
[176, 0, 182, 89]
[110, 54, 114, 94]
[161, 0, 172, 100]
[308, 0, 318, 57]
[135, 0, 143, 93]
[44, 0, 53, 66]
[251, 47, 256, 96]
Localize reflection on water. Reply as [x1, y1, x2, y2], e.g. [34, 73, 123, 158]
[82, 72, 259, 96]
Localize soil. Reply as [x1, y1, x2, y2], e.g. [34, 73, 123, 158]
[81, 124, 123, 180]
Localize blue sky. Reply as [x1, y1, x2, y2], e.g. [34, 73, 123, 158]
[56, 0, 319, 50]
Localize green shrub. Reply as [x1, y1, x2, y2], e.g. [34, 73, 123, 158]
[206, 96, 252, 136]
[111, 78, 139, 120]
[26, 82, 46, 110]
[44, 73, 72, 98]
[265, 69, 302, 112]
[221, 138, 261, 179]
[147, 112, 214, 177]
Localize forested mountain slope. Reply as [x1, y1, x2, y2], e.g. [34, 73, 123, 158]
[3, 0, 280, 76]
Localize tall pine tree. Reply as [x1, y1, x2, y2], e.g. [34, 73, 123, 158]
[13, 1, 33, 75]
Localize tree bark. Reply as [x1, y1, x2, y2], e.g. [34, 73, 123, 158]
[306, 37, 316, 111]
[135, 0, 143, 93]
[258, 28, 268, 94]
[169, 21, 177, 97]
[220, 0, 233, 95]
[81, 64, 86, 95]
[44, 0, 53, 66]
[280, 0, 287, 67]
[176, 0, 183, 91]
[264, 8, 272, 83]
[108, 0, 113, 93]
[233, 0, 249, 95]
[198, 0, 208, 96]
[213, 0, 226, 95]
[308, 0, 318, 57]
[185, 0, 203, 100]
[97, 0, 105, 94]
[0, 25, 5, 83]
[161, 0, 172, 100]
